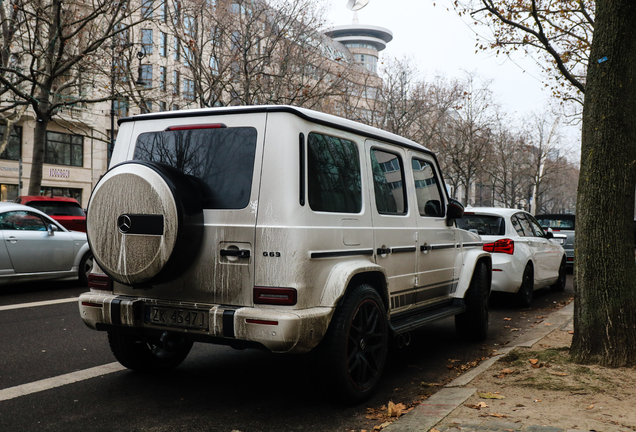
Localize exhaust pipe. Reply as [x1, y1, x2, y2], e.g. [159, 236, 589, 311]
[396, 332, 412, 348]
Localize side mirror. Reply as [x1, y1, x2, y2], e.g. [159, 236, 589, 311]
[47, 224, 59, 236]
[545, 231, 554, 239]
[446, 198, 464, 226]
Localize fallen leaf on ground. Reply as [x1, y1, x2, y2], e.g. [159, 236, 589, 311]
[479, 413, 509, 418]
[479, 392, 505, 399]
[387, 401, 407, 418]
[421, 382, 440, 387]
[568, 330, 575, 334]
[466, 402, 489, 410]
[535, 315, 547, 319]
[551, 372, 568, 376]
[586, 404, 595, 410]
[534, 399, 542, 403]
[510, 328, 519, 332]
[504, 317, 512, 321]
[529, 359, 539, 365]
[544, 323, 554, 326]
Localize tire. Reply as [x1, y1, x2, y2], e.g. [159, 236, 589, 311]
[87, 161, 205, 286]
[108, 331, 193, 372]
[78, 252, 93, 287]
[312, 284, 388, 405]
[518, 264, 534, 307]
[551, 257, 567, 292]
[455, 261, 489, 341]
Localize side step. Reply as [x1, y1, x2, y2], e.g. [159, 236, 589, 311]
[389, 301, 466, 335]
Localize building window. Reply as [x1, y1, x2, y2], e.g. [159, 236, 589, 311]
[173, 37, 180, 61]
[140, 64, 153, 88]
[141, 29, 153, 55]
[160, 0, 167, 21]
[173, 70, 180, 95]
[141, 100, 152, 113]
[0, 124, 22, 161]
[183, 79, 195, 100]
[159, 101, 167, 111]
[210, 56, 218, 74]
[160, 32, 167, 57]
[172, 104, 179, 111]
[45, 132, 84, 167]
[142, 0, 154, 18]
[113, 99, 128, 118]
[160, 66, 167, 91]
[0, 184, 19, 202]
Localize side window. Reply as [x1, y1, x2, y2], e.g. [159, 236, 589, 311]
[307, 133, 362, 213]
[511, 215, 526, 236]
[0, 211, 47, 231]
[370, 148, 407, 215]
[527, 214, 547, 237]
[516, 213, 534, 237]
[412, 158, 444, 217]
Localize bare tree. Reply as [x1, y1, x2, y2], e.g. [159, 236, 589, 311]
[0, 0, 150, 195]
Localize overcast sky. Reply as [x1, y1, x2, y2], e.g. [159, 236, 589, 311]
[326, 0, 582, 149]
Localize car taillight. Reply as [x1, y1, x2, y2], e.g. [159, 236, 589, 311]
[483, 238, 514, 255]
[88, 273, 113, 291]
[254, 287, 297, 305]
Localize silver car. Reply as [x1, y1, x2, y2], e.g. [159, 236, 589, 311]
[536, 214, 575, 270]
[0, 202, 92, 285]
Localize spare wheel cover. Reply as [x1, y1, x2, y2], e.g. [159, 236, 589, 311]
[88, 163, 181, 285]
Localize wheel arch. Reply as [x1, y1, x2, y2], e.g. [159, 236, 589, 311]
[319, 261, 388, 311]
[454, 249, 492, 299]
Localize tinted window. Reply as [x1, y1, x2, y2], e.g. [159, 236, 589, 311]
[511, 215, 526, 236]
[134, 127, 257, 209]
[0, 211, 47, 231]
[536, 217, 575, 230]
[370, 149, 406, 215]
[527, 214, 547, 237]
[307, 133, 361, 213]
[456, 214, 505, 235]
[412, 158, 444, 217]
[27, 201, 85, 217]
[515, 213, 534, 237]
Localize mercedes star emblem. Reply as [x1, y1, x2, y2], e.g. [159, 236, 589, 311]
[118, 214, 132, 233]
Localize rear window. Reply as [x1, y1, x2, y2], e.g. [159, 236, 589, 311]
[456, 214, 506, 236]
[134, 127, 257, 210]
[536, 217, 575, 230]
[28, 201, 85, 217]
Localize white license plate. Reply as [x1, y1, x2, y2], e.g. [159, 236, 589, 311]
[145, 306, 209, 330]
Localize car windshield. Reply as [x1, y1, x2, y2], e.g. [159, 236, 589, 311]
[134, 127, 257, 210]
[28, 201, 85, 217]
[536, 217, 575, 230]
[456, 214, 505, 235]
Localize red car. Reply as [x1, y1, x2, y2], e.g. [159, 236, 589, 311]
[13, 196, 87, 232]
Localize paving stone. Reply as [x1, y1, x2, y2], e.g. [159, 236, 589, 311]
[525, 426, 565, 432]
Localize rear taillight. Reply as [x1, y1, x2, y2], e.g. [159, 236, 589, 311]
[254, 287, 297, 306]
[88, 273, 113, 291]
[483, 238, 514, 255]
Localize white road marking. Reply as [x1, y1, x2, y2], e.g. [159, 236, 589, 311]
[0, 362, 126, 402]
[0, 297, 78, 311]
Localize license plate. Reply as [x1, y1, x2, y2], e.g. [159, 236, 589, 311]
[145, 306, 209, 330]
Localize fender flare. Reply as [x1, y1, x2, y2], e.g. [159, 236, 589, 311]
[453, 249, 492, 299]
[319, 260, 388, 309]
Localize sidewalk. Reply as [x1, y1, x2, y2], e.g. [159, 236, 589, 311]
[383, 302, 629, 432]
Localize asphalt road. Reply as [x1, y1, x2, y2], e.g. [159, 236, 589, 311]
[0, 276, 574, 432]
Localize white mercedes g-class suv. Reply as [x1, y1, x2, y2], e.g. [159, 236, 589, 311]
[79, 105, 490, 404]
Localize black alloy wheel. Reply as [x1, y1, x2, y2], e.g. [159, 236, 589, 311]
[518, 264, 534, 307]
[312, 284, 388, 404]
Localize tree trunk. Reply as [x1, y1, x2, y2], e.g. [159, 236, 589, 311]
[571, 0, 636, 366]
[28, 117, 49, 196]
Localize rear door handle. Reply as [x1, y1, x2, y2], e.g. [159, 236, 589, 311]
[377, 247, 391, 255]
[220, 249, 251, 258]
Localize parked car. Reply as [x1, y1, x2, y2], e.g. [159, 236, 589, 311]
[78, 105, 492, 404]
[536, 214, 575, 269]
[14, 196, 87, 232]
[0, 202, 92, 285]
[457, 207, 566, 307]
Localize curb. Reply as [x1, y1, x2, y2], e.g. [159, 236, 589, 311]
[384, 302, 574, 432]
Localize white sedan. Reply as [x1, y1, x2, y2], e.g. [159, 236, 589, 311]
[0, 202, 92, 286]
[456, 207, 566, 306]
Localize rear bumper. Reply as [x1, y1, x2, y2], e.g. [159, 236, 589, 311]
[78, 292, 333, 354]
[490, 256, 523, 294]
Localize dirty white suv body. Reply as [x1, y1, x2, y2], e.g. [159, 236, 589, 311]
[79, 105, 491, 403]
